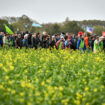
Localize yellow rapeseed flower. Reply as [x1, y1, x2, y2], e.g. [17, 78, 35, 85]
[11, 90, 16, 94]
[41, 81, 45, 86]
[75, 100, 80, 105]
[20, 92, 24, 96]
[8, 80, 13, 85]
[93, 88, 98, 92]
[19, 98, 24, 103]
[7, 88, 11, 92]
[24, 70, 28, 73]
[0, 85, 3, 89]
[85, 87, 89, 91]
[35, 91, 40, 96]
[59, 86, 63, 91]
[21, 81, 26, 88]
[3, 67, 8, 72]
[35, 78, 39, 83]
[10, 65, 14, 71]
[86, 103, 89, 105]
[0, 63, 3, 67]
[5, 76, 9, 80]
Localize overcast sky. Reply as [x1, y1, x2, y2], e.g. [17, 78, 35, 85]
[0, 0, 105, 23]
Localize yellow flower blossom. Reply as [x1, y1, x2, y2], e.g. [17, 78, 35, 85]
[5, 76, 9, 80]
[10, 65, 14, 71]
[3, 67, 8, 72]
[11, 90, 16, 94]
[93, 88, 98, 92]
[59, 86, 63, 91]
[85, 87, 89, 91]
[35, 91, 40, 96]
[20, 92, 24, 96]
[19, 98, 24, 103]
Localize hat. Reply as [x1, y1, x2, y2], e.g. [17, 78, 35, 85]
[78, 31, 83, 36]
[68, 36, 71, 39]
[61, 36, 64, 39]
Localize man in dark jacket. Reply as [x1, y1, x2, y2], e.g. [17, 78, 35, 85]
[70, 35, 77, 50]
[16, 34, 23, 49]
[43, 36, 49, 48]
[28, 33, 32, 48]
[91, 36, 95, 52]
[32, 33, 39, 50]
[41, 32, 47, 48]
[36, 33, 41, 47]
[0, 32, 4, 47]
[50, 36, 56, 49]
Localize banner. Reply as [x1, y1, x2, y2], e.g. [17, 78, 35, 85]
[25, 25, 29, 28]
[4, 24, 13, 35]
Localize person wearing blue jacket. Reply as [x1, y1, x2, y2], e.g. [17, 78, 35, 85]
[77, 35, 86, 53]
[23, 34, 28, 48]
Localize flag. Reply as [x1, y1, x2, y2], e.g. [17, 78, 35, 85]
[25, 25, 28, 28]
[102, 31, 105, 37]
[86, 26, 93, 34]
[4, 24, 13, 34]
[32, 23, 42, 28]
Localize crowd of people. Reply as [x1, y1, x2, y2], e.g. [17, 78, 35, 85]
[0, 31, 105, 53]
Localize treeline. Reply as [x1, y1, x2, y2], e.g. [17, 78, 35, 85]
[0, 15, 105, 36]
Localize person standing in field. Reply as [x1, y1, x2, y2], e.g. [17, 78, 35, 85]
[41, 32, 47, 48]
[42, 36, 49, 49]
[99, 36, 104, 51]
[60, 32, 65, 39]
[16, 34, 23, 49]
[36, 33, 41, 47]
[22, 34, 28, 48]
[84, 35, 89, 51]
[31, 33, 39, 50]
[28, 33, 32, 48]
[0, 32, 4, 47]
[91, 36, 95, 52]
[50, 36, 56, 49]
[56, 36, 65, 49]
[3, 34, 9, 47]
[77, 35, 86, 53]
[9, 34, 16, 47]
[72, 35, 77, 50]
[65, 36, 71, 50]
[55, 34, 60, 42]
[70, 34, 76, 50]
[94, 36, 101, 53]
